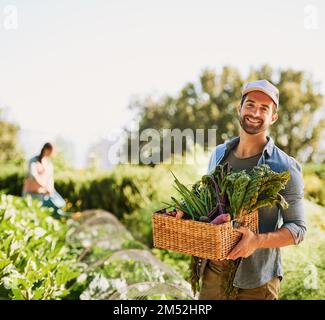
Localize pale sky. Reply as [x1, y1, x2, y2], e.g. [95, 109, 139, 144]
[0, 0, 324, 166]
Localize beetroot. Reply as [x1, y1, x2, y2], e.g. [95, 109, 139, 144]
[210, 213, 231, 225]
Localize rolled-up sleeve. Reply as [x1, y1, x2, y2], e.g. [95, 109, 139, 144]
[280, 159, 307, 245]
[207, 148, 216, 174]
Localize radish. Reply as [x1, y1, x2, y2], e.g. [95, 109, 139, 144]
[210, 213, 231, 225]
[175, 210, 184, 219]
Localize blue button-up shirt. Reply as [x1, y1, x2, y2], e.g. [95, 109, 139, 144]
[200, 135, 307, 289]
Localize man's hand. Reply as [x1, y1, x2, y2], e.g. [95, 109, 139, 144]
[226, 225, 297, 260]
[226, 226, 260, 260]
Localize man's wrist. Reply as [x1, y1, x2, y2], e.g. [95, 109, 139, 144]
[256, 233, 267, 249]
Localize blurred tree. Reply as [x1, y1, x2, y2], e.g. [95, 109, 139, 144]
[0, 108, 25, 165]
[51, 150, 73, 173]
[52, 137, 74, 172]
[127, 65, 325, 163]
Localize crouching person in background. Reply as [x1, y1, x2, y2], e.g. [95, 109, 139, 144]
[22, 142, 68, 218]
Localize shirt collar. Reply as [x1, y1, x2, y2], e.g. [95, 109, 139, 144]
[225, 135, 274, 158]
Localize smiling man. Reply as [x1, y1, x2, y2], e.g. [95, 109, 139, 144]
[198, 80, 307, 300]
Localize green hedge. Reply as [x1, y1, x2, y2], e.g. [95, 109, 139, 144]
[0, 164, 25, 196]
[0, 163, 199, 247]
[0, 165, 161, 220]
[1, 162, 323, 209]
[302, 163, 325, 207]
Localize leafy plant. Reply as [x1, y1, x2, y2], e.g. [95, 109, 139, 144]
[167, 163, 290, 221]
[0, 195, 82, 300]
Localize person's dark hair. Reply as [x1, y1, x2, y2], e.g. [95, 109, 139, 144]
[240, 94, 248, 107]
[38, 142, 53, 162]
[240, 93, 277, 114]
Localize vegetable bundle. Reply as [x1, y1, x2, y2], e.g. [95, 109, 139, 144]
[166, 163, 290, 222]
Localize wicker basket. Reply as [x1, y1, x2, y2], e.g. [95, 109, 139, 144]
[152, 209, 259, 260]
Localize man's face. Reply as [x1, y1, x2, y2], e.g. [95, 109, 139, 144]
[238, 91, 278, 135]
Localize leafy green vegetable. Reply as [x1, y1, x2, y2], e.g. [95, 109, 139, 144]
[167, 163, 290, 221]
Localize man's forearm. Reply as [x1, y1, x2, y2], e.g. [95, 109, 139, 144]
[256, 227, 296, 249]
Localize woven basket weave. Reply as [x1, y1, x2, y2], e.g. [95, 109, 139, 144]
[152, 209, 259, 260]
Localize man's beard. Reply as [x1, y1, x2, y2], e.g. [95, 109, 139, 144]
[239, 115, 266, 135]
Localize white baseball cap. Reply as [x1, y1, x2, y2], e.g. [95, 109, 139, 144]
[242, 79, 279, 107]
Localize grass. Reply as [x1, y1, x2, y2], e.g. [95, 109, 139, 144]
[279, 199, 325, 300]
